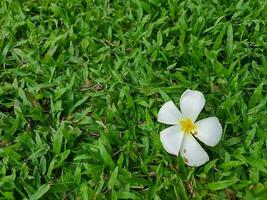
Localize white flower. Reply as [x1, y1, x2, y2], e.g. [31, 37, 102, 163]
[157, 89, 222, 167]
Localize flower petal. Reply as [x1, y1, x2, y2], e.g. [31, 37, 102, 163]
[180, 89, 206, 122]
[160, 125, 184, 156]
[158, 101, 182, 125]
[195, 117, 222, 146]
[179, 134, 209, 167]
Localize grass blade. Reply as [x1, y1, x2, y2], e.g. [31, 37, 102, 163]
[29, 184, 50, 200]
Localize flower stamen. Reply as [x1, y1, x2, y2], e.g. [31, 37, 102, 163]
[179, 118, 196, 133]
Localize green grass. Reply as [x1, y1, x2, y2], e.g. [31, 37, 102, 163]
[0, 0, 267, 199]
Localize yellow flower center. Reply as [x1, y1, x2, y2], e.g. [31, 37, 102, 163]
[179, 118, 196, 133]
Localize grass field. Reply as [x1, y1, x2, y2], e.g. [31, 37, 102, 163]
[0, 0, 267, 199]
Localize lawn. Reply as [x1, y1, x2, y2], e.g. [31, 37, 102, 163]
[0, 0, 267, 199]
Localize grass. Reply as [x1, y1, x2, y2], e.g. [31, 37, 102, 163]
[0, 0, 267, 199]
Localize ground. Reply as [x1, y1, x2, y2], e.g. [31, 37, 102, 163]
[0, 0, 267, 199]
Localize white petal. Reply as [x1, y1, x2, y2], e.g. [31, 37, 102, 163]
[180, 89, 206, 122]
[158, 101, 182, 125]
[179, 134, 209, 167]
[195, 117, 222, 146]
[160, 125, 184, 156]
